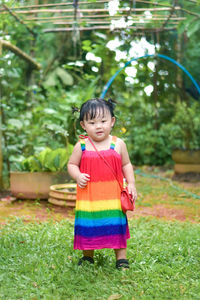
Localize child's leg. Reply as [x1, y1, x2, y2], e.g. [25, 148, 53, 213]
[83, 250, 94, 258]
[114, 248, 126, 260]
[114, 248, 129, 269]
[78, 250, 94, 265]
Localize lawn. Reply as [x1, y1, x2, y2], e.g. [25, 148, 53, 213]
[0, 168, 200, 299]
[134, 168, 200, 223]
[0, 217, 200, 300]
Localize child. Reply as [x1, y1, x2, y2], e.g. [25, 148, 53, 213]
[67, 98, 137, 269]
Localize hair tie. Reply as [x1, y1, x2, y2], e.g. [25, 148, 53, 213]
[107, 98, 116, 109]
[72, 106, 80, 114]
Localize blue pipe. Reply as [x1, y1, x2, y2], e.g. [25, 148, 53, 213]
[100, 54, 200, 99]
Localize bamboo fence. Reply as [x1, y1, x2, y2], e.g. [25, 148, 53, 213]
[1, 0, 198, 33]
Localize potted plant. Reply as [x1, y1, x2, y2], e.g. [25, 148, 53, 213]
[168, 101, 200, 173]
[10, 146, 73, 199]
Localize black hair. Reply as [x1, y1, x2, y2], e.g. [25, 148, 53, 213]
[79, 98, 115, 121]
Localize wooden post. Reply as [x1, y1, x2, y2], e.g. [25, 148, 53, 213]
[175, 1, 184, 102]
[0, 38, 3, 188]
[176, 32, 183, 102]
[0, 83, 3, 190]
[153, 30, 159, 130]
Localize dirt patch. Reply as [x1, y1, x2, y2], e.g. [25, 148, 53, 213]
[172, 172, 200, 183]
[0, 187, 199, 224]
[0, 198, 196, 224]
[127, 205, 187, 222]
[0, 197, 74, 225]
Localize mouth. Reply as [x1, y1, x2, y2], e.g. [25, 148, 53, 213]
[96, 131, 103, 135]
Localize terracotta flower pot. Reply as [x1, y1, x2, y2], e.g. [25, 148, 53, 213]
[48, 183, 77, 207]
[172, 149, 200, 173]
[10, 172, 70, 199]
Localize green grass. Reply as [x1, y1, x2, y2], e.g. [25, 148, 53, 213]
[0, 217, 200, 300]
[135, 173, 200, 221]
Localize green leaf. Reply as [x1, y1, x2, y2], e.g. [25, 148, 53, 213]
[187, 20, 200, 37]
[177, 21, 187, 35]
[12, 146, 73, 172]
[52, 148, 68, 171]
[54, 154, 60, 170]
[94, 32, 107, 40]
[22, 156, 42, 172]
[35, 148, 68, 172]
[43, 72, 58, 87]
[7, 119, 23, 130]
[6, 68, 21, 78]
[45, 124, 69, 137]
[82, 40, 92, 52]
[55, 67, 74, 86]
[42, 150, 60, 172]
[36, 148, 52, 168]
[43, 108, 57, 114]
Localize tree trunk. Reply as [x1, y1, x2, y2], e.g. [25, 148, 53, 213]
[0, 40, 41, 70]
[153, 31, 159, 130]
[0, 84, 3, 190]
[176, 33, 183, 101]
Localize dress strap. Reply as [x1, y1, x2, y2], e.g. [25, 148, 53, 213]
[110, 136, 117, 150]
[80, 139, 86, 151]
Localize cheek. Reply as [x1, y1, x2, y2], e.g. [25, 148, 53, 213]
[84, 125, 92, 132]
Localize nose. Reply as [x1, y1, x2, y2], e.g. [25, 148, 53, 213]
[96, 122, 102, 129]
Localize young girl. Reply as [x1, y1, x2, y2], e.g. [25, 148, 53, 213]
[67, 98, 137, 269]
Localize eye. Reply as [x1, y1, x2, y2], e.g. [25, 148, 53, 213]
[102, 119, 106, 123]
[89, 121, 95, 125]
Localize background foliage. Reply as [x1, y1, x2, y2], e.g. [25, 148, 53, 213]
[1, 0, 200, 185]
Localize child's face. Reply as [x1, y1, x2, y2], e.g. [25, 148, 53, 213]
[80, 108, 115, 142]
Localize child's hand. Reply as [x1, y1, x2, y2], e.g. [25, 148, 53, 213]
[127, 183, 137, 201]
[77, 173, 90, 188]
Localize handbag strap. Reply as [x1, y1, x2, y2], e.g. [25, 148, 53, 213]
[79, 135, 123, 191]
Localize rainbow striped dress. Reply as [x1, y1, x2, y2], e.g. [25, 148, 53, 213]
[74, 136, 130, 250]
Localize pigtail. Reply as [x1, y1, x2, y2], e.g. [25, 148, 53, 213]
[72, 106, 80, 114]
[107, 98, 116, 116]
[108, 98, 116, 106]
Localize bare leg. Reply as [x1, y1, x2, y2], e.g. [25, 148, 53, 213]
[78, 250, 94, 265]
[83, 250, 94, 258]
[114, 248, 129, 269]
[114, 248, 126, 260]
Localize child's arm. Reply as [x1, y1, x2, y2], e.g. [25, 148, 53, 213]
[67, 142, 90, 188]
[119, 139, 137, 200]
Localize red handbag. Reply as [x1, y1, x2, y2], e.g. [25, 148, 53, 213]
[120, 187, 135, 214]
[80, 135, 135, 214]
